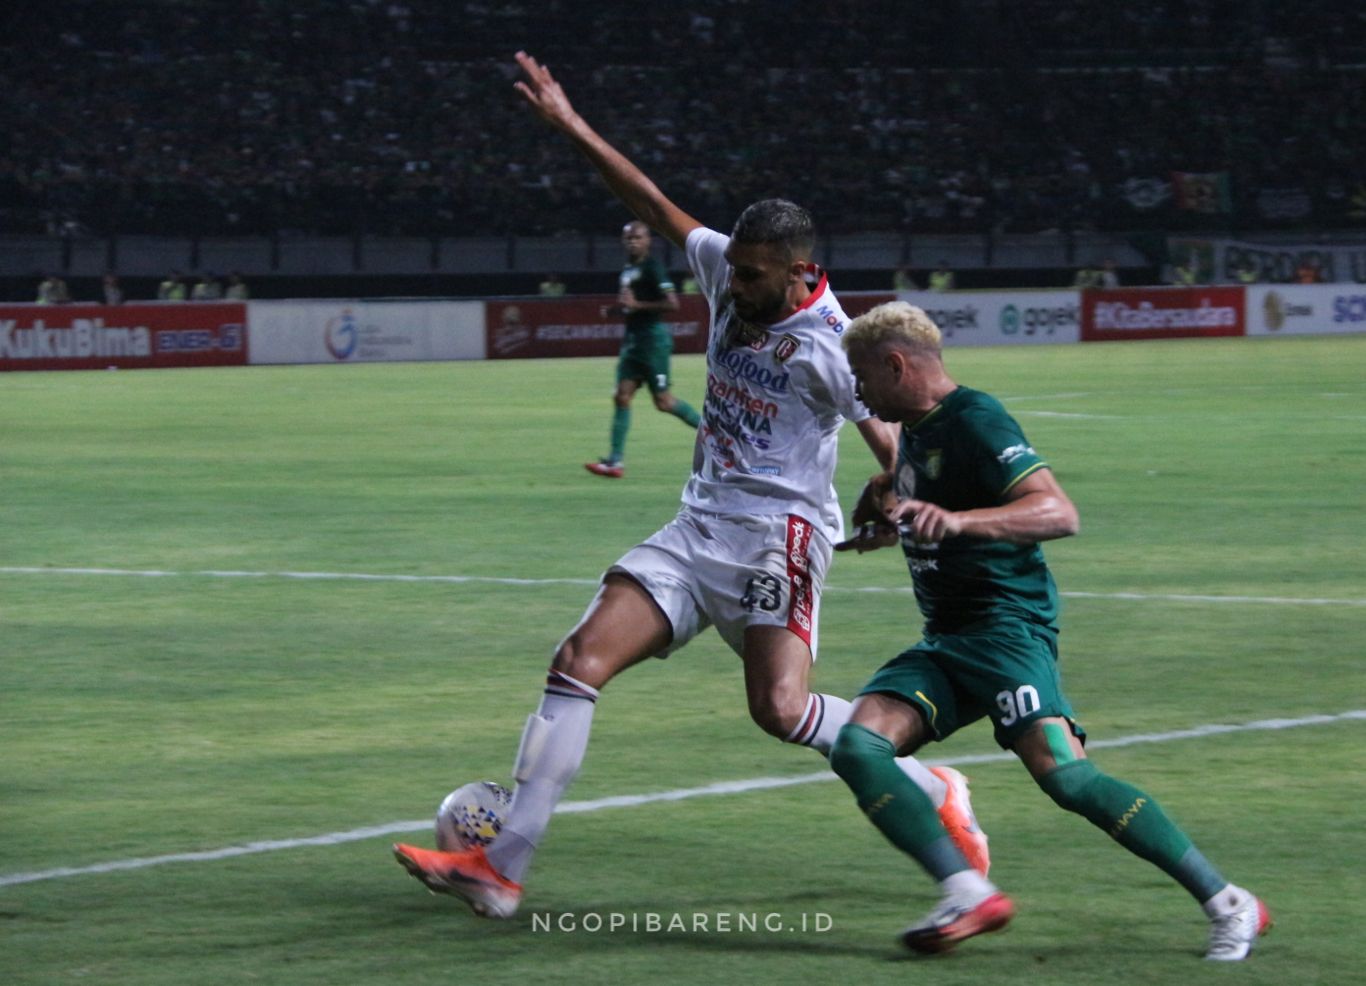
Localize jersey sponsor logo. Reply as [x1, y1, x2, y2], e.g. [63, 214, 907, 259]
[997, 443, 1035, 465]
[702, 405, 772, 450]
[814, 303, 846, 335]
[750, 465, 782, 475]
[704, 372, 780, 449]
[715, 349, 791, 394]
[706, 374, 780, 417]
[774, 333, 801, 363]
[716, 305, 770, 350]
[907, 556, 940, 575]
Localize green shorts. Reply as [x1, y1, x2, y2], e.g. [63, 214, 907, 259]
[858, 620, 1085, 749]
[618, 329, 674, 394]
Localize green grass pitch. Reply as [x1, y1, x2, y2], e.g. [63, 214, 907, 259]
[2, 335, 1364, 985]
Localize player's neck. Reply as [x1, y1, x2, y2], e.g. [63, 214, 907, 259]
[905, 376, 959, 423]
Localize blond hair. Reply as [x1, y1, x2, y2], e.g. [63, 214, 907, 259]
[842, 301, 943, 356]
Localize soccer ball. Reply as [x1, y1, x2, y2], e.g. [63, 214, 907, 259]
[435, 781, 513, 851]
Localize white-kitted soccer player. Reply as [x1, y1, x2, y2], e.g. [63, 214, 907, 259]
[392, 51, 988, 917]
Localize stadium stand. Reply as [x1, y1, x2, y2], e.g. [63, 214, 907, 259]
[3, 0, 1364, 241]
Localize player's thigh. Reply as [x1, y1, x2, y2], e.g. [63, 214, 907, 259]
[848, 691, 933, 755]
[642, 344, 675, 396]
[554, 573, 673, 688]
[855, 643, 963, 746]
[614, 376, 642, 403]
[616, 346, 652, 390]
[939, 622, 1085, 750]
[608, 511, 711, 657]
[740, 624, 813, 734]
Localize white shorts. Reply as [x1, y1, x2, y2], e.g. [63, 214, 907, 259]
[607, 507, 833, 660]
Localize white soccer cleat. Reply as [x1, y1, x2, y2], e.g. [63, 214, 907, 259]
[1204, 890, 1271, 961]
[901, 889, 1014, 954]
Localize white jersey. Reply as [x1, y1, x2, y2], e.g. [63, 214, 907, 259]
[681, 226, 871, 543]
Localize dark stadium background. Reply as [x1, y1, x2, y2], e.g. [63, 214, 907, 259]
[3, 0, 1363, 300]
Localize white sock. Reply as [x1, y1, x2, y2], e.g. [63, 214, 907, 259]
[785, 692, 848, 753]
[1201, 883, 1243, 918]
[941, 868, 996, 902]
[788, 692, 946, 804]
[899, 755, 948, 808]
[486, 669, 598, 884]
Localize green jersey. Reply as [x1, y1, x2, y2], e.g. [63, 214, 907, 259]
[894, 386, 1058, 632]
[620, 257, 674, 337]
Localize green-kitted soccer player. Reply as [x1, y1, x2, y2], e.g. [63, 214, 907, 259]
[585, 220, 700, 478]
[831, 300, 1270, 961]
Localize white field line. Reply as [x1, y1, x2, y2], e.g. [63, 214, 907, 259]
[2, 710, 1362, 889]
[3, 566, 1365, 607]
[1014, 410, 1119, 420]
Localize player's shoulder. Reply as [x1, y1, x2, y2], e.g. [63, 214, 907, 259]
[951, 386, 1011, 419]
[785, 283, 852, 338]
[686, 226, 728, 257]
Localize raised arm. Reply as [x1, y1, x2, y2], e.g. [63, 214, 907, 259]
[513, 51, 702, 251]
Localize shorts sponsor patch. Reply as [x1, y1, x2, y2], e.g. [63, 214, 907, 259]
[785, 515, 814, 643]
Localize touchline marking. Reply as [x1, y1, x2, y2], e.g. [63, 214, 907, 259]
[2, 710, 1362, 889]
[4, 566, 1365, 607]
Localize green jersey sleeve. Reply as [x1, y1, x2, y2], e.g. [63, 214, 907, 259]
[962, 397, 1049, 498]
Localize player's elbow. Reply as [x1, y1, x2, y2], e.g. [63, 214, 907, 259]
[1050, 497, 1080, 539]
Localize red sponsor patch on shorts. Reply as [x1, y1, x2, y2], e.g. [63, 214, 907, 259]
[785, 515, 814, 644]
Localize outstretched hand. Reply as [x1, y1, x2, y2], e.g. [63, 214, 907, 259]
[834, 522, 899, 554]
[835, 472, 899, 553]
[889, 498, 962, 543]
[513, 51, 580, 132]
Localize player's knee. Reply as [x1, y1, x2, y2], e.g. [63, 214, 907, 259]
[748, 689, 806, 739]
[652, 393, 673, 412]
[613, 392, 632, 409]
[551, 635, 612, 690]
[829, 723, 894, 787]
[1037, 759, 1101, 816]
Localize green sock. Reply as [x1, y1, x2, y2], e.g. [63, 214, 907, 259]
[670, 399, 700, 428]
[829, 724, 972, 881]
[609, 406, 629, 462]
[1038, 760, 1227, 902]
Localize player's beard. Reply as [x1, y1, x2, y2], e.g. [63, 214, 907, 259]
[733, 285, 786, 325]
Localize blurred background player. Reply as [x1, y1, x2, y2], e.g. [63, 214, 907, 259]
[585, 220, 700, 479]
[392, 51, 987, 918]
[831, 301, 1270, 960]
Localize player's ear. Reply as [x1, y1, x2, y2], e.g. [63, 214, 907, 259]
[887, 349, 905, 379]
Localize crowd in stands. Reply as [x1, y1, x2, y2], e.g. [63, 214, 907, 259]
[4, 0, 1364, 239]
